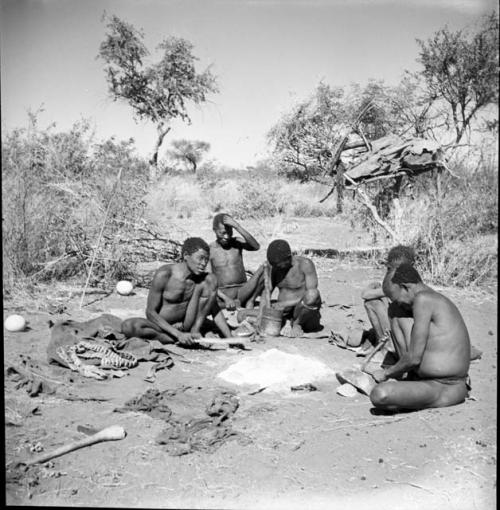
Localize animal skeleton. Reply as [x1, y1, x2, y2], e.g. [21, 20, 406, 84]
[56, 340, 138, 380]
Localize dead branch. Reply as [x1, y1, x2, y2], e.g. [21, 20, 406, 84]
[345, 171, 408, 187]
[80, 167, 123, 308]
[322, 414, 410, 432]
[344, 174, 398, 242]
[318, 182, 337, 203]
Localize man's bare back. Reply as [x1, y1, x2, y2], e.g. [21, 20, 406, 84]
[368, 263, 471, 412]
[409, 290, 470, 380]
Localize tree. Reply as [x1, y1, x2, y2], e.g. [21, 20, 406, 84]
[416, 12, 499, 144]
[268, 83, 350, 183]
[167, 139, 210, 173]
[98, 15, 218, 180]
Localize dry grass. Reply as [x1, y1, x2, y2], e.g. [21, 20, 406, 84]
[2, 117, 151, 296]
[149, 173, 338, 220]
[347, 157, 498, 291]
[3, 115, 497, 298]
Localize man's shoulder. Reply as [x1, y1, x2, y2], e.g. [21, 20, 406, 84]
[153, 263, 175, 279]
[295, 255, 315, 270]
[414, 289, 441, 308]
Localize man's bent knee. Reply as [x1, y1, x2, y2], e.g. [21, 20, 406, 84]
[303, 289, 320, 307]
[364, 298, 384, 312]
[121, 318, 135, 337]
[370, 382, 395, 407]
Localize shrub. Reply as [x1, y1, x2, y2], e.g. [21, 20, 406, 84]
[231, 179, 283, 219]
[380, 160, 497, 289]
[2, 116, 150, 294]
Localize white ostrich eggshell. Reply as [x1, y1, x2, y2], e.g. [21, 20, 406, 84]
[116, 280, 134, 296]
[5, 314, 27, 332]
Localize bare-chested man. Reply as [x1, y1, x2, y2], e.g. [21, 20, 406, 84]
[209, 213, 261, 310]
[368, 263, 471, 411]
[121, 237, 231, 347]
[240, 239, 322, 337]
[362, 245, 481, 362]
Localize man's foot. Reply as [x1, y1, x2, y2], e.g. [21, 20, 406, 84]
[280, 321, 304, 337]
[233, 321, 255, 337]
[289, 324, 304, 338]
[280, 320, 293, 337]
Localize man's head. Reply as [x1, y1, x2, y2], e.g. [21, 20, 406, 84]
[386, 245, 416, 270]
[267, 239, 292, 270]
[213, 213, 232, 247]
[388, 262, 423, 304]
[182, 237, 210, 275]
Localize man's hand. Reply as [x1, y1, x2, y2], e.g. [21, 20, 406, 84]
[223, 214, 238, 228]
[224, 297, 240, 311]
[176, 332, 201, 347]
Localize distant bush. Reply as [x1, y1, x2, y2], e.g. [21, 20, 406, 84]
[231, 179, 283, 219]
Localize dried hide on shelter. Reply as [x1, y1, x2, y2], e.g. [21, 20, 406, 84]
[345, 135, 444, 184]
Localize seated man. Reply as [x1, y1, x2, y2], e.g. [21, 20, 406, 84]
[368, 263, 471, 411]
[358, 245, 416, 352]
[358, 245, 416, 360]
[362, 245, 480, 362]
[240, 239, 322, 337]
[121, 237, 231, 346]
[209, 213, 261, 310]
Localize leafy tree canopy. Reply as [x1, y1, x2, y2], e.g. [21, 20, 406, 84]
[167, 139, 211, 173]
[98, 14, 218, 175]
[416, 12, 499, 143]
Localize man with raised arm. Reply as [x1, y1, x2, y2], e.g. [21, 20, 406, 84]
[121, 237, 231, 346]
[368, 263, 471, 411]
[209, 213, 262, 310]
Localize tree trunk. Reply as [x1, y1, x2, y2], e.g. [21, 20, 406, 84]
[149, 124, 171, 182]
[336, 161, 345, 213]
[344, 174, 398, 243]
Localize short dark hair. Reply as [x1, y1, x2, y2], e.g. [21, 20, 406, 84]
[387, 245, 415, 265]
[267, 239, 292, 265]
[212, 213, 226, 230]
[391, 263, 422, 285]
[182, 237, 209, 257]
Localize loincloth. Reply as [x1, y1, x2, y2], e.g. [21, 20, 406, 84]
[435, 374, 472, 391]
[219, 283, 244, 291]
[406, 371, 471, 391]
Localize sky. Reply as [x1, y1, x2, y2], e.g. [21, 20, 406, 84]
[1, 0, 497, 168]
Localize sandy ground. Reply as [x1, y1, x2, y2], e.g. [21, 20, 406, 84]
[4, 255, 496, 509]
